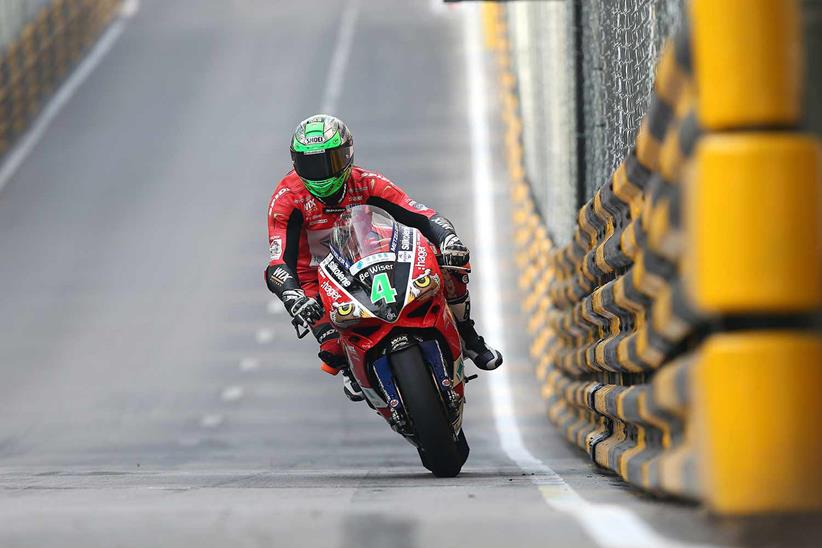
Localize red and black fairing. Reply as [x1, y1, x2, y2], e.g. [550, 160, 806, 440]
[317, 224, 465, 434]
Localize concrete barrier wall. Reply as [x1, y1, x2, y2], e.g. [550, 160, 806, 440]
[0, 0, 121, 156]
[488, 0, 821, 514]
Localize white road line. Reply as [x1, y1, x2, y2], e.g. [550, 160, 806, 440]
[239, 357, 260, 372]
[0, 2, 139, 195]
[200, 414, 224, 429]
[221, 385, 245, 403]
[256, 328, 274, 344]
[462, 6, 714, 548]
[320, 0, 360, 114]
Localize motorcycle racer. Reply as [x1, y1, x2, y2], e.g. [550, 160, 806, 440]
[265, 115, 503, 399]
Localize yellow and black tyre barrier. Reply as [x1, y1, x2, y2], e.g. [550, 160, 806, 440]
[0, 0, 121, 157]
[487, 0, 821, 514]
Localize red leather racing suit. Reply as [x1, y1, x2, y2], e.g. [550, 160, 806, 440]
[265, 166, 469, 362]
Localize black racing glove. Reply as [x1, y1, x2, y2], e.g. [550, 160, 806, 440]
[439, 234, 470, 267]
[283, 289, 323, 326]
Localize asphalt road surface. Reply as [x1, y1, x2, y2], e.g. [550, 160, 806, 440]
[0, 1, 811, 547]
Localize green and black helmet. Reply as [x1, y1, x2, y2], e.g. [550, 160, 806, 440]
[290, 114, 354, 200]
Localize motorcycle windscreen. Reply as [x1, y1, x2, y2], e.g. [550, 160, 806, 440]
[329, 205, 397, 268]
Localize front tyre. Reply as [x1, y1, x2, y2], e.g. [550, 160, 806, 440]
[391, 346, 465, 477]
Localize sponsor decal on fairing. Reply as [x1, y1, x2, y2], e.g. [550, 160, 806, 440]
[321, 255, 352, 287]
[389, 334, 410, 352]
[415, 244, 428, 270]
[399, 226, 413, 251]
[321, 280, 343, 301]
[349, 252, 396, 275]
[357, 262, 393, 284]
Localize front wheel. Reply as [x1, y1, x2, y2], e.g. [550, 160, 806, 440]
[391, 346, 465, 477]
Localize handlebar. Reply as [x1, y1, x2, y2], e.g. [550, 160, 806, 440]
[436, 255, 471, 273]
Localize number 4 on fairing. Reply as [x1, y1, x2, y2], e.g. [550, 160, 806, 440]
[370, 272, 397, 304]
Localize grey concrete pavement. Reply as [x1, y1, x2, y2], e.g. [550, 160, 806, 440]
[0, 1, 804, 547]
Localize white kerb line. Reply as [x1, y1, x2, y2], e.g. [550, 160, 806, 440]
[320, 0, 361, 114]
[0, 1, 139, 195]
[462, 6, 716, 548]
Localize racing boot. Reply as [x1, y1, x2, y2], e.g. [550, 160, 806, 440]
[319, 355, 364, 402]
[342, 368, 364, 402]
[447, 292, 503, 371]
[457, 318, 503, 371]
[319, 338, 363, 402]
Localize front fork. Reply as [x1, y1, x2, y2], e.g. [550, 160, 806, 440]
[371, 338, 465, 438]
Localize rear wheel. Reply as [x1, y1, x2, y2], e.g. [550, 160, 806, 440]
[391, 346, 464, 477]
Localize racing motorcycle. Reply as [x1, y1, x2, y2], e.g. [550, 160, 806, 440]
[301, 204, 471, 477]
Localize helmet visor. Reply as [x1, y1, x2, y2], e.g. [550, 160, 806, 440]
[292, 145, 353, 181]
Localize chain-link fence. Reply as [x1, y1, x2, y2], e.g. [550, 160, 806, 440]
[802, 0, 822, 135]
[505, 0, 820, 245]
[579, 1, 684, 199]
[505, 0, 684, 244]
[0, 0, 52, 49]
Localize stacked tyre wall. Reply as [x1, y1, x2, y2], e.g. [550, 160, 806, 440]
[0, 0, 121, 156]
[1, 1, 52, 49]
[487, 0, 821, 514]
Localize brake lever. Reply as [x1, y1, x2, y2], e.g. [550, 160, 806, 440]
[291, 316, 311, 339]
[436, 255, 471, 273]
[440, 264, 471, 273]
